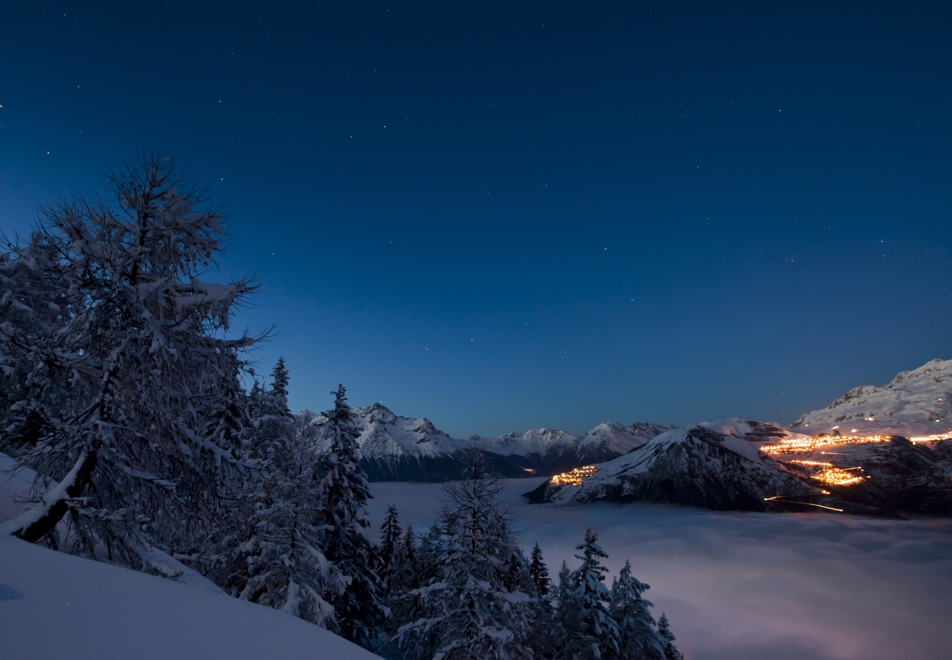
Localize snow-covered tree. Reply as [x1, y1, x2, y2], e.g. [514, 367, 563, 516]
[378, 504, 402, 589]
[316, 384, 387, 650]
[398, 524, 419, 589]
[530, 542, 552, 600]
[657, 614, 681, 660]
[396, 464, 534, 660]
[525, 542, 558, 659]
[0, 155, 257, 566]
[224, 429, 345, 627]
[269, 357, 290, 414]
[556, 529, 620, 660]
[504, 546, 535, 596]
[609, 560, 662, 660]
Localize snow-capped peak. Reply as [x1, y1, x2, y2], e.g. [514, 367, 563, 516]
[789, 358, 952, 437]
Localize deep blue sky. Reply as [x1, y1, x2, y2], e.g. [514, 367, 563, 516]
[2, 1, 950, 437]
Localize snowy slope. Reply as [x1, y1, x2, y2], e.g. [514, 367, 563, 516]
[474, 428, 579, 457]
[577, 421, 674, 455]
[303, 402, 464, 459]
[0, 534, 380, 660]
[790, 358, 952, 437]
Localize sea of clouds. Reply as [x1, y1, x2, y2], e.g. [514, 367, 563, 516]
[368, 477, 952, 660]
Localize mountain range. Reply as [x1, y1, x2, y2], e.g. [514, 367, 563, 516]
[300, 402, 672, 482]
[303, 358, 952, 516]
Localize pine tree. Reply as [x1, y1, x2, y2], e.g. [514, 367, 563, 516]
[226, 429, 345, 627]
[530, 542, 552, 600]
[269, 357, 290, 414]
[609, 560, 662, 660]
[504, 547, 535, 596]
[526, 543, 557, 659]
[384, 523, 421, 654]
[398, 524, 419, 590]
[0, 155, 258, 566]
[657, 614, 681, 660]
[316, 384, 387, 651]
[396, 463, 534, 660]
[556, 529, 620, 660]
[378, 504, 402, 589]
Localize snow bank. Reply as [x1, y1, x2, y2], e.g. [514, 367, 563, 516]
[0, 533, 380, 659]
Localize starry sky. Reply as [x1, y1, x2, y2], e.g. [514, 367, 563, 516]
[1, 1, 950, 437]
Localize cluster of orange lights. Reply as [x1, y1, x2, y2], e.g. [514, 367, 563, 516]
[761, 430, 952, 455]
[551, 465, 598, 486]
[788, 459, 867, 486]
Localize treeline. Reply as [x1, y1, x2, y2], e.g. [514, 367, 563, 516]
[375, 472, 682, 659]
[0, 156, 680, 659]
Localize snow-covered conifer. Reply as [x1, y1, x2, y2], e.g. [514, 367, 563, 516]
[609, 560, 662, 660]
[556, 529, 620, 660]
[397, 524, 419, 590]
[227, 428, 344, 627]
[525, 542, 558, 658]
[316, 384, 387, 650]
[396, 462, 533, 660]
[0, 155, 258, 565]
[378, 504, 402, 589]
[269, 357, 290, 414]
[504, 546, 535, 596]
[657, 614, 681, 660]
[530, 542, 552, 600]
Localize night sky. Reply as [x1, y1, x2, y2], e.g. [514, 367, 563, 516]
[2, 1, 950, 437]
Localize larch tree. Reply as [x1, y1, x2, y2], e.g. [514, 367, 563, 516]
[0, 155, 258, 567]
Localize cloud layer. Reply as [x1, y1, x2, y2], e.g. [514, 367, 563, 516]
[368, 478, 952, 660]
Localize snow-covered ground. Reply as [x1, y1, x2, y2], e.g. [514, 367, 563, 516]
[0, 534, 380, 660]
[4, 455, 951, 659]
[0, 454, 380, 659]
[367, 478, 952, 660]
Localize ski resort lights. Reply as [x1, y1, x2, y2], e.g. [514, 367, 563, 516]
[760, 430, 952, 455]
[788, 460, 867, 486]
[550, 465, 598, 486]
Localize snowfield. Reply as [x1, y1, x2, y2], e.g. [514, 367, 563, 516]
[366, 478, 952, 660]
[0, 534, 380, 660]
[0, 454, 380, 659]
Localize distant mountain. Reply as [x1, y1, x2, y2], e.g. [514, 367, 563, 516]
[528, 361, 952, 516]
[301, 403, 670, 482]
[471, 421, 674, 476]
[525, 421, 819, 511]
[789, 358, 952, 437]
